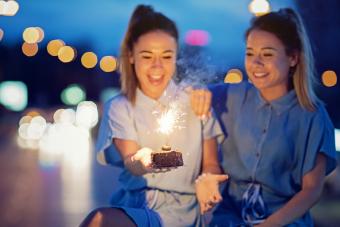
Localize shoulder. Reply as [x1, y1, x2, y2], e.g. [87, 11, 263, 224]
[103, 93, 132, 117]
[293, 103, 335, 137]
[209, 81, 253, 97]
[208, 81, 254, 109]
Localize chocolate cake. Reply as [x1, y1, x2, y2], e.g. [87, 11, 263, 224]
[151, 145, 183, 168]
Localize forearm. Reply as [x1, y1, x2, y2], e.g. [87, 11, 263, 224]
[202, 163, 222, 174]
[201, 137, 221, 175]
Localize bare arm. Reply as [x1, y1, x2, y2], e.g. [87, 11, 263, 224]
[114, 138, 152, 176]
[196, 137, 228, 214]
[257, 154, 327, 227]
[202, 137, 222, 174]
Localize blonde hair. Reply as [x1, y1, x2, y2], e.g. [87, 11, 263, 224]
[246, 8, 320, 111]
[119, 5, 178, 104]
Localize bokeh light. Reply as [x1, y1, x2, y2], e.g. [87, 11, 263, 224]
[0, 28, 4, 41]
[0, 0, 19, 16]
[224, 69, 243, 84]
[185, 30, 210, 46]
[81, 52, 98, 69]
[58, 45, 76, 63]
[322, 70, 337, 87]
[22, 42, 38, 57]
[249, 0, 271, 16]
[100, 56, 117, 72]
[23, 27, 40, 44]
[335, 129, 340, 152]
[47, 39, 65, 56]
[100, 87, 120, 103]
[0, 81, 28, 111]
[75, 101, 98, 129]
[61, 84, 86, 106]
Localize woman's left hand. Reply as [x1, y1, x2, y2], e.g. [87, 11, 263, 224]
[195, 173, 228, 214]
[188, 87, 212, 119]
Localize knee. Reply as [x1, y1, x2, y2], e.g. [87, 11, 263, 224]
[79, 207, 136, 227]
[79, 208, 105, 227]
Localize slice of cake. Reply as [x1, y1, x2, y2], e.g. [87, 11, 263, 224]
[151, 145, 183, 168]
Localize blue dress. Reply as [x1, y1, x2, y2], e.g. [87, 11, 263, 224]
[209, 82, 337, 227]
[95, 80, 222, 227]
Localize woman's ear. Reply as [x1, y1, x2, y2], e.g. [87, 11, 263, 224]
[289, 51, 299, 67]
[129, 51, 134, 64]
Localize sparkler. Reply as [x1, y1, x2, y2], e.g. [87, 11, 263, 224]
[156, 101, 185, 136]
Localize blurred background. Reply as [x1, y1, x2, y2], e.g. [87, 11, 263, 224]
[0, 0, 339, 226]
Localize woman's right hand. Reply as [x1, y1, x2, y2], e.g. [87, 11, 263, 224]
[131, 148, 177, 173]
[131, 147, 154, 173]
[195, 173, 228, 214]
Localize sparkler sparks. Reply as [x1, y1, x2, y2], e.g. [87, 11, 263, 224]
[155, 101, 186, 135]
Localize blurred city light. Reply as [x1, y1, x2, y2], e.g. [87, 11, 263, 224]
[47, 39, 65, 56]
[58, 45, 76, 63]
[61, 84, 86, 106]
[249, 0, 271, 16]
[75, 101, 98, 129]
[100, 56, 117, 72]
[335, 129, 340, 152]
[0, 81, 28, 111]
[224, 68, 243, 83]
[185, 30, 210, 46]
[0, 28, 3, 41]
[22, 42, 38, 57]
[36, 27, 45, 43]
[81, 52, 98, 69]
[100, 87, 120, 103]
[322, 70, 337, 87]
[23, 27, 41, 44]
[0, 0, 19, 16]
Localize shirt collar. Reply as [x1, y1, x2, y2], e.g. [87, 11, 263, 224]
[255, 88, 298, 115]
[136, 80, 178, 108]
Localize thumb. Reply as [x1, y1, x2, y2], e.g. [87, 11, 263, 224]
[215, 174, 229, 182]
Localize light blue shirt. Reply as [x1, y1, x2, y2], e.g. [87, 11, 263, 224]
[95, 80, 223, 227]
[210, 82, 337, 226]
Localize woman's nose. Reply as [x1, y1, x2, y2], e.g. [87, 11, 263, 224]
[253, 55, 264, 65]
[152, 57, 162, 67]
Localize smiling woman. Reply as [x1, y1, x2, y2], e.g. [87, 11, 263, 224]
[79, 4, 223, 227]
[192, 8, 337, 227]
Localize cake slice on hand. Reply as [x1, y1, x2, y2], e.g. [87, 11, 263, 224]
[151, 145, 184, 168]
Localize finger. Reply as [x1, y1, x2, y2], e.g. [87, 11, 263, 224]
[215, 174, 229, 182]
[196, 90, 206, 117]
[190, 90, 198, 116]
[201, 91, 212, 118]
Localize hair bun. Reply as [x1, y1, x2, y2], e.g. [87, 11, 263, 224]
[132, 4, 154, 19]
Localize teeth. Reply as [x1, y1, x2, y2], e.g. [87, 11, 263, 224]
[254, 72, 267, 78]
[150, 75, 162, 80]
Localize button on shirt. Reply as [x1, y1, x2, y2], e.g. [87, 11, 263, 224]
[210, 82, 337, 226]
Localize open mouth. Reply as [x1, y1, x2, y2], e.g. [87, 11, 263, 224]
[148, 74, 164, 85]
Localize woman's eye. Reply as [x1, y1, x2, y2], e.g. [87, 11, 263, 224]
[163, 56, 173, 59]
[263, 53, 273, 57]
[141, 55, 152, 59]
[246, 52, 253, 57]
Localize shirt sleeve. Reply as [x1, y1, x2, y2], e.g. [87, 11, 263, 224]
[95, 96, 138, 165]
[202, 110, 224, 142]
[302, 106, 337, 176]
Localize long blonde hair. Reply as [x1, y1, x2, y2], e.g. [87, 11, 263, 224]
[246, 8, 320, 111]
[119, 5, 178, 104]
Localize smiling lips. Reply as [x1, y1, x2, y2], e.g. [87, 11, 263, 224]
[253, 72, 268, 78]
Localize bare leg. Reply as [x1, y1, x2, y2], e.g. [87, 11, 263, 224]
[79, 207, 137, 227]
